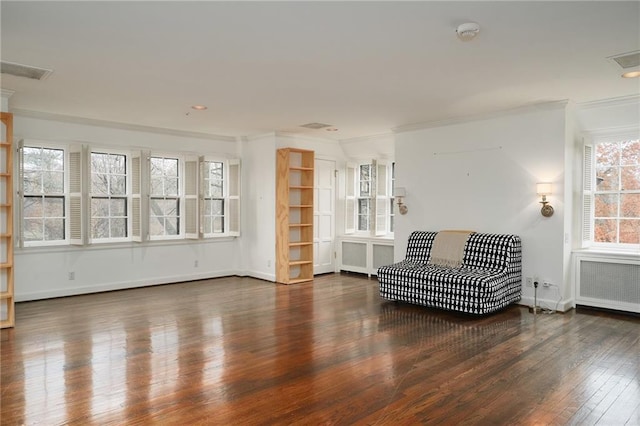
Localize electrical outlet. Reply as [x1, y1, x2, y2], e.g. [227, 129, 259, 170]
[267, 260, 271, 268]
[543, 281, 551, 288]
[194, 260, 199, 268]
[68, 271, 75, 281]
[526, 277, 533, 287]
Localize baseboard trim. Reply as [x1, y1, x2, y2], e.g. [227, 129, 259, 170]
[15, 270, 238, 302]
[518, 296, 573, 313]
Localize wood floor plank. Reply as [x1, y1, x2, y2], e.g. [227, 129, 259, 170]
[1, 274, 638, 425]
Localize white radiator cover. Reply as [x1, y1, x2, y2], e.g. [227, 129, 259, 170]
[576, 255, 640, 313]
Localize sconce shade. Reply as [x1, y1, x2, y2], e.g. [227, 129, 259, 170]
[536, 183, 552, 195]
[394, 187, 406, 197]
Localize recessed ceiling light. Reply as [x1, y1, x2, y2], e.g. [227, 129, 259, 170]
[191, 105, 208, 111]
[622, 71, 640, 78]
[326, 128, 338, 132]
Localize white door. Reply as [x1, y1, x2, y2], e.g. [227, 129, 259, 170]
[314, 158, 335, 275]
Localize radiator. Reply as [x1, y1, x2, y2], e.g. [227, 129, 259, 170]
[576, 256, 640, 313]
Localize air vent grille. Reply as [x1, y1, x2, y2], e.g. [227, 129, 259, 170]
[1, 61, 52, 80]
[608, 51, 640, 70]
[300, 122, 332, 130]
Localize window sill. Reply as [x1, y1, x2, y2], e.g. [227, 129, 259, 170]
[16, 236, 238, 255]
[572, 247, 640, 261]
[340, 234, 394, 243]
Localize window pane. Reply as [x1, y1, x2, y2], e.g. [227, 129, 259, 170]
[91, 218, 110, 239]
[92, 173, 109, 194]
[621, 166, 640, 191]
[92, 198, 110, 217]
[150, 177, 164, 195]
[358, 214, 369, 231]
[44, 197, 64, 218]
[358, 199, 370, 215]
[111, 218, 127, 238]
[165, 218, 179, 235]
[209, 182, 223, 198]
[620, 194, 640, 218]
[360, 181, 370, 196]
[23, 171, 42, 193]
[212, 199, 224, 215]
[150, 199, 164, 216]
[165, 178, 178, 196]
[149, 218, 165, 236]
[91, 153, 110, 174]
[203, 218, 212, 234]
[23, 197, 43, 218]
[596, 167, 619, 191]
[165, 158, 178, 177]
[23, 147, 41, 170]
[23, 219, 43, 241]
[619, 219, 640, 244]
[150, 158, 164, 176]
[620, 140, 640, 166]
[596, 142, 620, 166]
[46, 149, 64, 171]
[213, 217, 224, 233]
[594, 219, 617, 243]
[110, 154, 126, 174]
[110, 175, 126, 195]
[44, 218, 64, 240]
[42, 171, 64, 193]
[209, 162, 223, 180]
[594, 194, 618, 217]
[110, 198, 127, 217]
[360, 164, 370, 180]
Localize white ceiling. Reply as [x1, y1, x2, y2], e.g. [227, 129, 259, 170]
[1, 1, 639, 140]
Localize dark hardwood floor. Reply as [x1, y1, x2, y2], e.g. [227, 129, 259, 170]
[1, 273, 638, 425]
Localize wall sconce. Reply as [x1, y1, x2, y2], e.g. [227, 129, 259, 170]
[395, 187, 408, 215]
[536, 183, 554, 217]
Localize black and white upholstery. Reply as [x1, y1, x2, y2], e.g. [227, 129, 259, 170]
[378, 231, 522, 315]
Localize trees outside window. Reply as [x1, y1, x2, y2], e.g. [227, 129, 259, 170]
[22, 146, 65, 243]
[150, 156, 180, 238]
[90, 152, 128, 240]
[593, 139, 640, 246]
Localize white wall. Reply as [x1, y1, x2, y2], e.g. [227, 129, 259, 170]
[240, 134, 277, 281]
[13, 113, 241, 301]
[394, 102, 573, 310]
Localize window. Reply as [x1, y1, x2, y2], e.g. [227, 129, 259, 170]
[90, 152, 128, 241]
[390, 162, 395, 233]
[149, 156, 181, 238]
[203, 160, 225, 235]
[357, 163, 372, 232]
[22, 146, 66, 244]
[346, 160, 393, 236]
[590, 138, 640, 246]
[19, 144, 240, 246]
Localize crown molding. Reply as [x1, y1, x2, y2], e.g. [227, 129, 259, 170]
[577, 94, 640, 110]
[275, 131, 340, 146]
[1, 88, 16, 99]
[10, 108, 237, 142]
[339, 132, 394, 146]
[393, 100, 570, 134]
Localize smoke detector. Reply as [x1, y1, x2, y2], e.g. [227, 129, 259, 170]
[456, 22, 480, 41]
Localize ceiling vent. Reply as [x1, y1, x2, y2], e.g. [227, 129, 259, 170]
[609, 51, 640, 69]
[300, 122, 332, 130]
[0, 61, 53, 80]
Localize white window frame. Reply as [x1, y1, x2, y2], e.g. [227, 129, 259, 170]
[583, 130, 640, 251]
[346, 160, 394, 237]
[201, 157, 227, 237]
[356, 162, 373, 234]
[89, 149, 131, 244]
[20, 141, 69, 247]
[149, 153, 184, 241]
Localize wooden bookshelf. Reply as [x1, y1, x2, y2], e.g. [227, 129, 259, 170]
[0, 112, 14, 328]
[275, 148, 314, 284]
